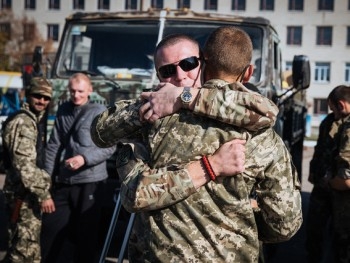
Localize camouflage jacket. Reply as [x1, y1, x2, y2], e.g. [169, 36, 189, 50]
[91, 81, 278, 147]
[330, 115, 350, 179]
[3, 103, 52, 202]
[91, 80, 301, 262]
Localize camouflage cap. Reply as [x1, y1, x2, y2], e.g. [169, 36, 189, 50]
[29, 77, 53, 98]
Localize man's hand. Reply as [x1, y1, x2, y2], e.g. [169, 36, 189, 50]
[209, 139, 246, 176]
[41, 198, 55, 213]
[65, 155, 85, 170]
[139, 83, 183, 123]
[329, 176, 350, 191]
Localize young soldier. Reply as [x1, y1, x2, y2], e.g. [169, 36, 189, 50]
[326, 85, 350, 263]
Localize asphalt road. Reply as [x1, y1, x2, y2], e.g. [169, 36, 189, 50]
[0, 145, 316, 263]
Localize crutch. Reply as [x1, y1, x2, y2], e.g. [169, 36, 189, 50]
[118, 212, 135, 262]
[99, 191, 135, 263]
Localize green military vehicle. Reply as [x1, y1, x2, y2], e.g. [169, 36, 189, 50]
[30, 8, 310, 260]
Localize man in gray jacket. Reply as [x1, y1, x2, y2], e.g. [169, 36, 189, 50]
[41, 73, 116, 263]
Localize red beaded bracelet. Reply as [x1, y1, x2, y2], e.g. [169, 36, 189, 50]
[201, 155, 217, 181]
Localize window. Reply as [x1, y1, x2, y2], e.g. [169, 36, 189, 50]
[318, 0, 333, 11]
[125, 0, 137, 9]
[316, 26, 332, 45]
[285, 61, 293, 71]
[0, 23, 11, 39]
[288, 0, 303, 10]
[98, 0, 109, 10]
[204, 0, 217, 10]
[349, 0, 350, 10]
[231, 0, 245, 10]
[347, 27, 350, 46]
[314, 62, 330, 82]
[49, 0, 59, 9]
[23, 23, 35, 41]
[313, 98, 328, 114]
[0, 0, 11, 9]
[346, 63, 350, 83]
[25, 0, 35, 9]
[287, 26, 302, 45]
[260, 0, 274, 10]
[47, 24, 59, 41]
[73, 0, 84, 9]
[151, 0, 163, 8]
[177, 0, 190, 9]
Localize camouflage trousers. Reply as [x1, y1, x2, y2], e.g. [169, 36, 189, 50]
[332, 190, 350, 263]
[7, 197, 42, 263]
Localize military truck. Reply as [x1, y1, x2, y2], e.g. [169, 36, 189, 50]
[28, 8, 310, 259]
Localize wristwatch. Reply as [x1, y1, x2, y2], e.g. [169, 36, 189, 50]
[180, 87, 192, 108]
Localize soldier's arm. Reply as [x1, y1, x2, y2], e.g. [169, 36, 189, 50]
[91, 99, 144, 148]
[119, 140, 245, 213]
[139, 82, 278, 131]
[252, 129, 302, 242]
[4, 117, 52, 202]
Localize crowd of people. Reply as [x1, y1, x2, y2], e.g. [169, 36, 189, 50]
[0, 24, 349, 263]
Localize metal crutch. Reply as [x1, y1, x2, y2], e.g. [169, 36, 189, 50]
[117, 212, 135, 262]
[99, 192, 122, 263]
[99, 192, 136, 263]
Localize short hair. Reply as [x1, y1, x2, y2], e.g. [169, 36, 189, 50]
[328, 85, 350, 106]
[68, 73, 92, 89]
[203, 26, 253, 76]
[154, 34, 200, 68]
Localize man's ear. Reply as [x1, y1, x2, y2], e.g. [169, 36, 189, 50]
[338, 100, 345, 110]
[243, 64, 254, 82]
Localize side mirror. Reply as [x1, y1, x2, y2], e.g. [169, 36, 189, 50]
[292, 55, 310, 90]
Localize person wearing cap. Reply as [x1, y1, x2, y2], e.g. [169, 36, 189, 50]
[2, 77, 54, 263]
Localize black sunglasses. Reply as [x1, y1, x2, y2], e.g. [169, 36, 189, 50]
[31, 94, 51, 101]
[158, 56, 200, 79]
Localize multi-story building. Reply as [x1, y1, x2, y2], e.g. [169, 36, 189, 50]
[1, 0, 349, 136]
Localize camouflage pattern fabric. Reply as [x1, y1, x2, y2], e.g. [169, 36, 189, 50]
[3, 103, 51, 262]
[193, 81, 278, 131]
[91, 81, 278, 148]
[6, 196, 42, 263]
[92, 80, 301, 262]
[329, 115, 350, 263]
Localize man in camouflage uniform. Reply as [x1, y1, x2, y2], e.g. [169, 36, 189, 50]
[326, 85, 350, 263]
[2, 78, 54, 263]
[91, 27, 302, 262]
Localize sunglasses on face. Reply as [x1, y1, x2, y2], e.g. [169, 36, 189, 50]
[158, 56, 200, 79]
[31, 94, 51, 101]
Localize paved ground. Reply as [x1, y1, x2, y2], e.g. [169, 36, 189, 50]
[0, 144, 316, 263]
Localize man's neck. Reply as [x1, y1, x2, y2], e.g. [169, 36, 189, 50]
[207, 72, 239, 83]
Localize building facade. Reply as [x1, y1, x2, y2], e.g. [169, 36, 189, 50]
[1, 0, 349, 136]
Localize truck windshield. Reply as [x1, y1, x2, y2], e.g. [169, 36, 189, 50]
[57, 19, 263, 84]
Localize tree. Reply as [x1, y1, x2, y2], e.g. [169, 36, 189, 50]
[0, 9, 55, 71]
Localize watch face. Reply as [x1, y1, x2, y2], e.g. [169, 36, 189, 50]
[181, 91, 192, 103]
